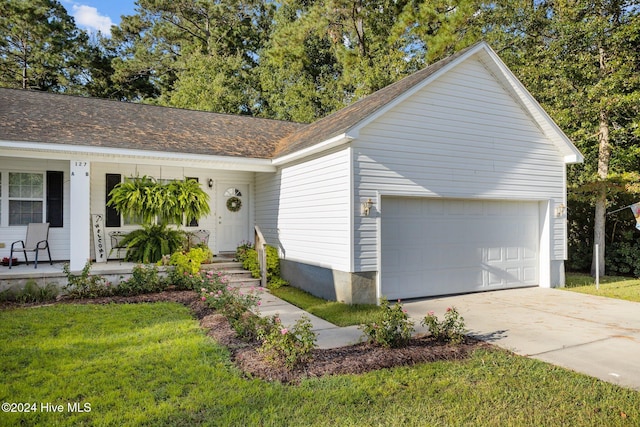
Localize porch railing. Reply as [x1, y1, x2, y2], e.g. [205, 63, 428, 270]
[254, 225, 267, 288]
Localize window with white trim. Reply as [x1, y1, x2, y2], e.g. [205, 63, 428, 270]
[8, 172, 44, 225]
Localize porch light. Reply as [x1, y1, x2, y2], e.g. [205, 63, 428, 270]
[361, 198, 373, 216]
[555, 203, 565, 218]
[208, 179, 213, 189]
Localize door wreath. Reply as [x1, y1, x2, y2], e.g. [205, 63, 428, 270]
[226, 196, 242, 212]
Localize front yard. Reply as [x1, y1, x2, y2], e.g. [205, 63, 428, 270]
[565, 273, 640, 302]
[1, 301, 638, 426]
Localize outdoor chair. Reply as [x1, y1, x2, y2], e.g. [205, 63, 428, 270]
[186, 230, 210, 249]
[9, 222, 53, 269]
[109, 231, 129, 260]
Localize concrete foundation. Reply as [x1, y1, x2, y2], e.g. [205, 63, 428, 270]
[280, 259, 377, 305]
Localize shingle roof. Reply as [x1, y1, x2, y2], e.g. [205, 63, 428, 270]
[0, 89, 304, 159]
[273, 43, 479, 158]
[0, 43, 481, 161]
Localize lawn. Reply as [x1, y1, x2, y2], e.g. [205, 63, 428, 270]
[565, 273, 640, 302]
[1, 303, 639, 426]
[270, 286, 381, 326]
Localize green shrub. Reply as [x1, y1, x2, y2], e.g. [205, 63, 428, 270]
[360, 298, 415, 348]
[200, 285, 264, 339]
[63, 262, 113, 299]
[114, 264, 166, 296]
[258, 315, 317, 369]
[1, 280, 59, 303]
[235, 240, 254, 263]
[422, 307, 466, 344]
[169, 268, 228, 291]
[120, 224, 185, 264]
[239, 244, 288, 289]
[169, 247, 213, 276]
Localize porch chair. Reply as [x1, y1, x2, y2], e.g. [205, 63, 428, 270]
[186, 230, 210, 249]
[109, 231, 129, 261]
[9, 222, 53, 269]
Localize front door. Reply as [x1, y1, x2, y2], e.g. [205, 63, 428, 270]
[217, 183, 249, 253]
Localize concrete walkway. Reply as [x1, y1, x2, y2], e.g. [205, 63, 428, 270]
[259, 287, 640, 391]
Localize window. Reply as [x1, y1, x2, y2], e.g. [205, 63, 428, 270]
[224, 188, 242, 197]
[9, 172, 44, 225]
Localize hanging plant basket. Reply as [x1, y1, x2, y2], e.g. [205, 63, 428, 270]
[226, 196, 242, 212]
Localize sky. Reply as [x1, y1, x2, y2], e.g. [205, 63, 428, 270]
[61, 0, 137, 35]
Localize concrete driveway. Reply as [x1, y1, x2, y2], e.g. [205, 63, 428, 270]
[402, 288, 640, 391]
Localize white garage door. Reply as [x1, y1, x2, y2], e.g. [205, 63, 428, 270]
[381, 198, 539, 299]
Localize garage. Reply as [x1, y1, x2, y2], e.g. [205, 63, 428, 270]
[381, 197, 540, 300]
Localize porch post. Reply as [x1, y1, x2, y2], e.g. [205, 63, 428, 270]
[69, 160, 91, 271]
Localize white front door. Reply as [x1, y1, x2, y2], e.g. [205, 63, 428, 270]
[217, 183, 250, 252]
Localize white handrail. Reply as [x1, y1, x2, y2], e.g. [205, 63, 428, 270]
[254, 225, 267, 288]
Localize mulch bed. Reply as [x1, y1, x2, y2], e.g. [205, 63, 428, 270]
[2, 290, 489, 384]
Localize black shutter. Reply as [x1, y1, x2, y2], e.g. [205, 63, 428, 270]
[46, 171, 64, 227]
[186, 177, 198, 227]
[105, 174, 121, 227]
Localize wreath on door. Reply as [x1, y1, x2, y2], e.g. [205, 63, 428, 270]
[226, 196, 242, 212]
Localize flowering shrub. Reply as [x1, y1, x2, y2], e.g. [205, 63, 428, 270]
[114, 264, 165, 296]
[63, 262, 113, 299]
[258, 315, 316, 369]
[422, 307, 466, 344]
[201, 284, 264, 339]
[360, 298, 415, 348]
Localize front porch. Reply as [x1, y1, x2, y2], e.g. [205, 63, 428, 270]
[0, 255, 257, 294]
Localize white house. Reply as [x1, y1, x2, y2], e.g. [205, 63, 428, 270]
[0, 42, 582, 304]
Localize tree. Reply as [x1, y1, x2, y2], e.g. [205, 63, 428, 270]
[0, 0, 91, 92]
[107, 0, 273, 112]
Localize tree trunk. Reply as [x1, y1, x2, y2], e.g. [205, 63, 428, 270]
[591, 107, 610, 277]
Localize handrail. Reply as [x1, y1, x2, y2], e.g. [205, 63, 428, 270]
[254, 225, 267, 288]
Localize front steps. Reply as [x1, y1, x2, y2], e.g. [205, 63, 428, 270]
[201, 259, 262, 288]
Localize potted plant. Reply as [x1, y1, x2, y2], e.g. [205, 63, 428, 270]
[1, 257, 19, 266]
[107, 176, 211, 263]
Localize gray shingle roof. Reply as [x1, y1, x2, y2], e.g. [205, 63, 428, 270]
[0, 89, 304, 159]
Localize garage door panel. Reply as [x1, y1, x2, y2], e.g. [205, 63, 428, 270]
[381, 198, 539, 299]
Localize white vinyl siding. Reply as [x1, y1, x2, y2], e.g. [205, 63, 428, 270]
[0, 158, 69, 261]
[354, 58, 566, 271]
[256, 148, 351, 271]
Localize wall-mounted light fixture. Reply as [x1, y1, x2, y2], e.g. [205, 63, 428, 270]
[208, 179, 214, 189]
[361, 198, 373, 216]
[555, 203, 565, 218]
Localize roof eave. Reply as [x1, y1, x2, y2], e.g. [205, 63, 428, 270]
[0, 140, 276, 172]
[272, 133, 355, 166]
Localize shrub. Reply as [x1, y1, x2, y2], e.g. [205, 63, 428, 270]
[200, 284, 264, 339]
[170, 269, 228, 291]
[235, 240, 254, 263]
[360, 298, 414, 348]
[63, 262, 113, 299]
[169, 247, 213, 276]
[258, 315, 317, 369]
[114, 264, 165, 296]
[1, 280, 59, 303]
[422, 307, 466, 344]
[238, 244, 288, 289]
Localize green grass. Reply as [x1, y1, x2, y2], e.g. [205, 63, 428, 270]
[270, 286, 381, 326]
[565, 273, 640, 302]
[2, 303, 639, 426]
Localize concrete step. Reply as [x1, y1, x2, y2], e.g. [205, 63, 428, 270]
[226, 276, 262, 287]
[201, 261, 242, 270]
